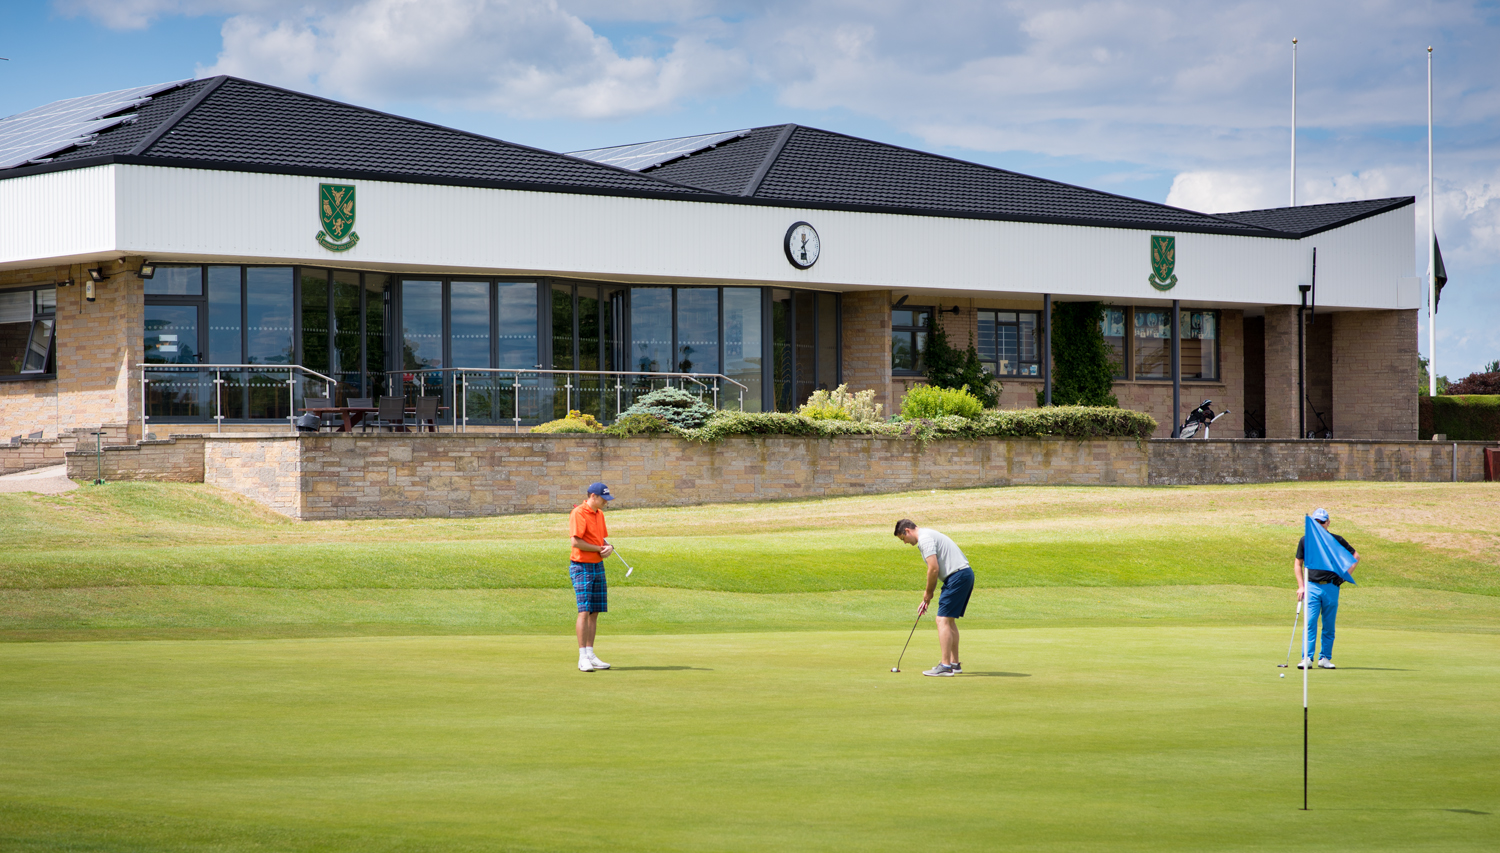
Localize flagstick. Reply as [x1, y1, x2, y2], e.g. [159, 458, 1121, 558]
[1427, 46, 1436, 396]
[1290, 38, 1298, 207]
[1302, 596, 1309, 811]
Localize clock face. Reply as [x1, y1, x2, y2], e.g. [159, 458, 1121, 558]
[784, 222, 820, 269]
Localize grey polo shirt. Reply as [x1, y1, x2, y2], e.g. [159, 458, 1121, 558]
[918, 527, 970, 580]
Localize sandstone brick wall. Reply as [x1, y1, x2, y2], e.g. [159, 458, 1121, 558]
[1148, 438, 1491, 484]
[204, 434, 303, 516]
[840, 290, 892, 413]
[1332, 309, 1419, 440]
[1, 423, 131, 475]
[0, 260, 144, 441]
[1263, 305, 1300, 438]
[65, 435, 206, 482]
[203, 433, 1149, 520]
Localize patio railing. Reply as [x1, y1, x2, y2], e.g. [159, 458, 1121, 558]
[140, 364, 338, 435]
[388, 368, 750, 433]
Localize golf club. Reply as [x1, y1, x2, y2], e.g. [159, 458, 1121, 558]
[891, 610, 923, 672]
[611, 548, 634, 578]
[1278, 601, 1303, 668]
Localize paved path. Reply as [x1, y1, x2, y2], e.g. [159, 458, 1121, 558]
[0, 464, 79, 494]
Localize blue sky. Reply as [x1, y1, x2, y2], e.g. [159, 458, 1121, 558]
[5, 0, 1498, 378]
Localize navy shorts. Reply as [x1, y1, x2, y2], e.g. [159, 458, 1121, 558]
[570, 561, 608, 613]
[937, 567, 974, 618]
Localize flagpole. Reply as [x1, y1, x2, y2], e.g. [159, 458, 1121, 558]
[1302, 596, 1309, 811]
[1291, 38, 1298, 207]
[1427, 46, 1436, 397]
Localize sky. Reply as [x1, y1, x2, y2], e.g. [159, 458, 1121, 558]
[3, 0, 1498, 378]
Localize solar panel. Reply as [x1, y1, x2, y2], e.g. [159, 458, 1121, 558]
[568, 129, 751, 171]
[0, 79, 190, 169]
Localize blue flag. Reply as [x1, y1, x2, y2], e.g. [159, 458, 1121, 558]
[1304, 516, 1357, 584]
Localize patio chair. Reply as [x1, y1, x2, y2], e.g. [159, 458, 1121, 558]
[304, 397, 335, 431]
[371, 396, 406, 432]
[413, 395, 440, 432]
[347, 397, 374, 432]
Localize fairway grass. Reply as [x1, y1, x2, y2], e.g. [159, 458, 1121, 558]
[1, 628, 1496, 852]
[1, 480, 1497, 849]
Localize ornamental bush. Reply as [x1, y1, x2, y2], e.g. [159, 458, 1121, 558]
[603, 412, 674, 437]
[1446, 370, 1500, 395]
[1038, 301, 1119, 408]
[616, 386, 717, 429]
[798, 384, 884, 422]
[922, 318, 1000, 408]
[900, 384, 984, 420]
[530, 410, 604, 434]
[1428, 395, 1500, 441]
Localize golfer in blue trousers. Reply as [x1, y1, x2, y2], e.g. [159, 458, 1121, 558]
[1294, 508, 1359, 670]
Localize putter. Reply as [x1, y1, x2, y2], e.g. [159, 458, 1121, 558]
[891, 610, 923, 672]
[612, 548, 634, 578]
[1278, 601, 1303, 667]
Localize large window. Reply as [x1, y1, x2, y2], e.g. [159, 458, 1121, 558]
[1100, 307, 1127, 379]
[1132, 308, 1219, 381]
[891, 306, 931, 375]
[975, 310, 1041, 377]
[0, 286, 57, 379]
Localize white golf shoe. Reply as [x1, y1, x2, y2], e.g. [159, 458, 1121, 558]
[588, 652, 611, 670]
[1317, 659, 1336, 669]
[1296, 658, 1312, 670]
[578, 655, 595, 672]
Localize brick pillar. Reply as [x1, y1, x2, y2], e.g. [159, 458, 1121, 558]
[1216, 309, 1245, 437]
[55, 258, 144, 439]
[1264, 305, 1300, 438]
[1332, 309, 1418, 439]
[840, 290, 893, 415]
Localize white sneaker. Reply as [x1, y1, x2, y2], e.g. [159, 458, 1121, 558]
[588, 652, 610, 670]
[578, 656, 595, 672]
[1297, 658, 1312, 670]
[1318, 659, 1336, 669]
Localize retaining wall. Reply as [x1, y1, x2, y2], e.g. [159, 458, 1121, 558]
[1147, 438, 1492, 485]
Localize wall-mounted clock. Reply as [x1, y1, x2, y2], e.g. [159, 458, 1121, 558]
[784, 221, 820, 269]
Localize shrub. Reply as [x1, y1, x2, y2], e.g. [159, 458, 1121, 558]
[530, 410, 604, 434]
[616, 386, 716, 429]
[1446, 371, 1500, 395]
[900, 384, 984, 420]
[1428, 395, 1500, 441]
[1038, 301, 1118, 407]
[922, 317, 1000, 408]
[603, 412, 675, 437]
[974, 406, 1157, 440]
[798, 384, 884, 422]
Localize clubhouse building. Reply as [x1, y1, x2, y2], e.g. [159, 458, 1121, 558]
[1, 76, 1420, 442]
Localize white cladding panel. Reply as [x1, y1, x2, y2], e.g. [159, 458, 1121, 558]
[0, 165, 115, 265]
[100, 165, 1411, 310]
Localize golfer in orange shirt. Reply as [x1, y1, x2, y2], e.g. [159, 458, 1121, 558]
[570, 482, 615, 672]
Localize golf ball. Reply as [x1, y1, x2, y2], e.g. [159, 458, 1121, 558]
[1280, 673, 1285, 678]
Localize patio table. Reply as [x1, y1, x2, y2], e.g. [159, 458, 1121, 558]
[300, 406, 449, 432]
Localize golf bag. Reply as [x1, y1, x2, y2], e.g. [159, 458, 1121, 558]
[1177, 400, 1228, 439]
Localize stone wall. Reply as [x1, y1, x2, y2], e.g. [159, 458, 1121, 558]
[839, 290, 893, 414]
[204, 434, 304, 517]
[1263, 305, 1299, 438]
[65, 434, 205, 482]
[1148, 438, 1491, 485]
[2, 423, 131, 475]
[205, 433, 1149, 520]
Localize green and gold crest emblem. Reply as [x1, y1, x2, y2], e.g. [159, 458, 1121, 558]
[315, 184, 360, 252]
[1148, 235, 1177, 291]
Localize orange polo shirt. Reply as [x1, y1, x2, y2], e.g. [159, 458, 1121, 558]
[570, 502, 608, 563]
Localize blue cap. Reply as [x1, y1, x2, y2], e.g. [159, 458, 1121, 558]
[587, 482, 613, 501]
[1312, 508, 1330, 523]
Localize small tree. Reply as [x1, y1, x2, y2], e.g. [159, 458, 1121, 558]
[1037, 301, 1118, 407]
[923, 316, 1000, 408]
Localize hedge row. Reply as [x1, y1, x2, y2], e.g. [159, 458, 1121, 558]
[1422, 395, 1500, 441]
[645, 406, 1160, 443]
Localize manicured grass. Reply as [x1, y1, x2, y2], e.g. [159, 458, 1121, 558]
[1, 628, 1496, 852]
[1, 481, 1497, 849]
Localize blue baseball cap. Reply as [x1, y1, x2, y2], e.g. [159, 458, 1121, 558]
[1312, 508, 1330, 523]
[587, 482, 613, 501]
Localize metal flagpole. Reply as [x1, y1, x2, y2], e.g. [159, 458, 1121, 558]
[1302, 595, 1309, 810]
[1427, 46, 1436, 397]
[1291, 38, 1298, 206]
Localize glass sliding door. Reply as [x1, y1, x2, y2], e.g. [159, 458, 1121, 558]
[331, 271, 363, 397]
[365, 274, 389, 397]
[401, 280, 443, 400]
[576, 285, 603, 419]
[723, 287, 762, 411]
[794, 290, 816, 404]
[816, 293, 838, 392]
[676, 288, 719, 375]
[144, 303, 205, 420]
[246, 267, 295, 419]
[601, 286, 626, 419]
[771, 289, 792, 411]
[206, 266, 244, 418]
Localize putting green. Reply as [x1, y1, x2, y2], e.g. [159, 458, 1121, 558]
[0, 626, 1495, 852]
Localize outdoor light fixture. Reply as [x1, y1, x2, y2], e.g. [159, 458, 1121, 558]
[85, 281, 96, 302]
[139, 260, 155, 279]
[941, 305, 962, 315]
[87, 268, 104, 282]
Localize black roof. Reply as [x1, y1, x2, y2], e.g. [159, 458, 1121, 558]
[645, 124, 1294, 236]
[1214, 197, 1414, 238]
[13, 76, 712, 199]
[5, 80, 1415, 238]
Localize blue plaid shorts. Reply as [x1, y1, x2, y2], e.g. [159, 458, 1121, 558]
[569, 561, 608, 613]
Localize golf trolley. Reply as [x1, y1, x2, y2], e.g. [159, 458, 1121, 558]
[1177, 399, 1228, 439]
[1243, 408, 1265, 439]
[1305, 397, 1332, 439]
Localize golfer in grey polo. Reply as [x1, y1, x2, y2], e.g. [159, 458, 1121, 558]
[894, 518, 975, 676]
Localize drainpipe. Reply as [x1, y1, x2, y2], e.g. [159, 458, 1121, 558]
[1170, 300, 1181, 437]
[1298, 284, 1310, 439]
[1043, 294, 1052, 406]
